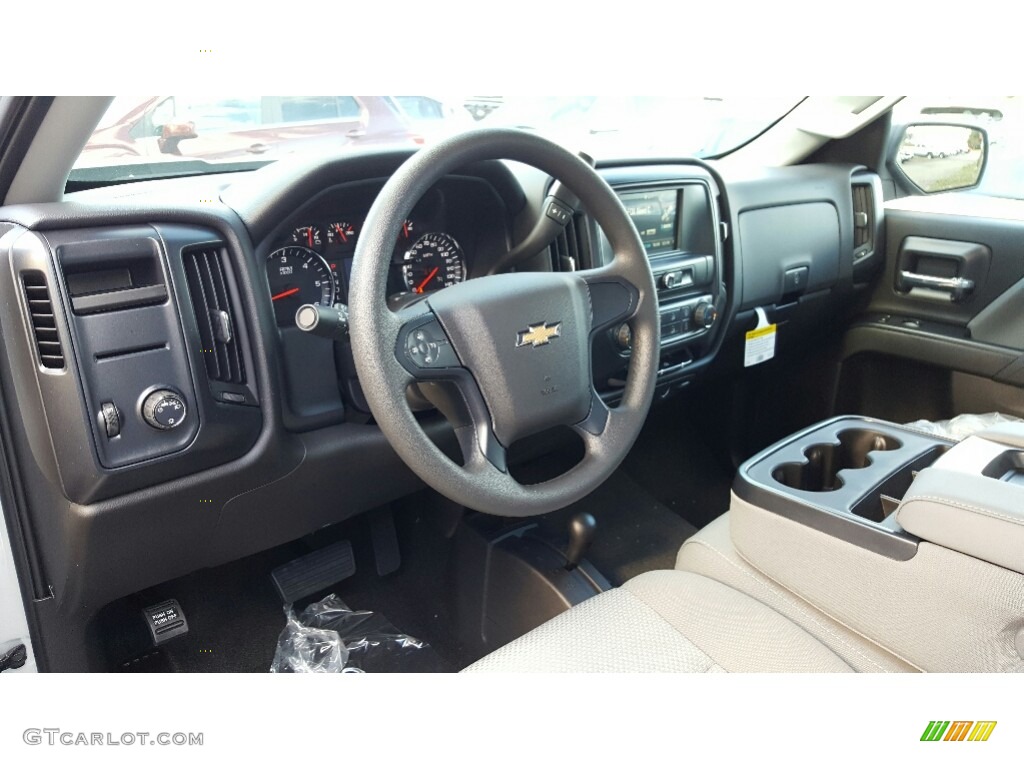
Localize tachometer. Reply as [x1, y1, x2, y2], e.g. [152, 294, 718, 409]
[267, 246, 337, 326]
[401, 233, 466, 294]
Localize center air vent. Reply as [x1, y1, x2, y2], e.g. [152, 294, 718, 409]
[183, 246, 246, 385]
[552, 214, 587, 272]
[21, 271, 65, 370]
[852, 182, 874, 257]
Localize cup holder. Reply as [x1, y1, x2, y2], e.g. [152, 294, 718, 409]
[771, 429, 902, 492]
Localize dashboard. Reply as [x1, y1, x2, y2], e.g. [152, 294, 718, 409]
[0, 146, 885, 672]
[259, 165, 730, 422]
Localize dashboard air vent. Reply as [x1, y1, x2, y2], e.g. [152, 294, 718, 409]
[552, 214, 584, 272]
[183, 246, 247, 385]
[21, 271, 65, 370]
[852, 183, 874, 255]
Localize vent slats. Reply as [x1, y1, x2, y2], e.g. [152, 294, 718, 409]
[552, 215, 581, 271]
[21, 272, 65, 369]
[853, 183, 873, 250]
[182, 247, 246, 385]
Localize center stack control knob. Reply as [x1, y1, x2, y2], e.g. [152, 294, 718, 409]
[142, 389, 188, 431]
[693, 301, 718, 329]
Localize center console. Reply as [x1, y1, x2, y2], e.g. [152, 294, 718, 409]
[726, 415, 1024, 672]
[735, 416, 953, 559]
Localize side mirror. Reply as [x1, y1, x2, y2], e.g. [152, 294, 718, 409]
[894, 123, 987, 193]
[157, 120, 198, 155]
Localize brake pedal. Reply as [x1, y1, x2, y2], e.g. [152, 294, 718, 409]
[272, 540, 356, 603]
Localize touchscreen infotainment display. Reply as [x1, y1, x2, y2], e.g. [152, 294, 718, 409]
[619, 189, 678, 256]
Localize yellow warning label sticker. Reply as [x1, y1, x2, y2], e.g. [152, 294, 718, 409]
[745, 324, 777, 341]
[744, 323, 777, 367]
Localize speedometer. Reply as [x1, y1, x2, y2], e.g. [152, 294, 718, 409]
[402, 233, 466, 294]
[266, 246, 337, 326]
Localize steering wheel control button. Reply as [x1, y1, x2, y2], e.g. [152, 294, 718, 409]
[142, 389, 188, 431]
[99, 401, 121, 439]
[545, 199, 573, 225]
[403, 320, 459, 370]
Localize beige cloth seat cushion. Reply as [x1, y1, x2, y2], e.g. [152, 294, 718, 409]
[464, 569, 853, 672]
[676, 514, 918, 672]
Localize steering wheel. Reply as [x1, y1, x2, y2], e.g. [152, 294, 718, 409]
[348, 129, 659, 516]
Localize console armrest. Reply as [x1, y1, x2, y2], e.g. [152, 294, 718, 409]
[978, 422, 1024, 449]
[896, 467, 1024, 573]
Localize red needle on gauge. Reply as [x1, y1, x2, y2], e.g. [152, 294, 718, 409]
[415, 267, 439, 294]
[335, 224, 348, 243]
[307, 229, 313, 248]
[271, 287, 301, 301]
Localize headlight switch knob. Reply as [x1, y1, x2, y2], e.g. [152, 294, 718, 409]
[142, 389, 188, 431]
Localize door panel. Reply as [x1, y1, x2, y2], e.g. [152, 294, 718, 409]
[870, 203, 1024, 325]
[969, 278, 1024, 348]
[837, 194, 1024, 422]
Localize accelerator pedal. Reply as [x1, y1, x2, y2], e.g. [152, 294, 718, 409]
[272, 540, 356, 603]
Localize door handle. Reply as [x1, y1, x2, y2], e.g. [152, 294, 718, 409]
[345, 129, 366, 139]
[894, 236, 989, 304]
[897, 270, 975, 302]
[247, 143, 271, 154]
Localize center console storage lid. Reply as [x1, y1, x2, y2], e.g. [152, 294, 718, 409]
[896, 468, 1024, 573]
[977, 422, 1024, 449]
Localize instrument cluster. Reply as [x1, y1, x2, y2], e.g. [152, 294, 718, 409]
[266, 213, 467, 327]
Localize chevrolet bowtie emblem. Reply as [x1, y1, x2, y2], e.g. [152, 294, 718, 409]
[516, 321, 562, 348]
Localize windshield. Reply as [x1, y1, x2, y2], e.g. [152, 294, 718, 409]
[70, 95, 803, 183]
